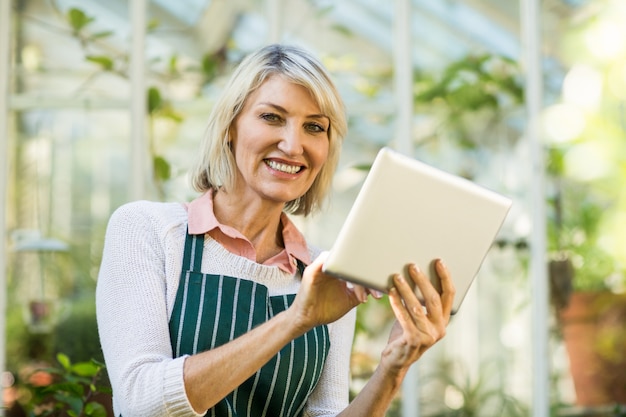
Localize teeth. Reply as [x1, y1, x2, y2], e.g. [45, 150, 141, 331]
[266, 160, 302, 174]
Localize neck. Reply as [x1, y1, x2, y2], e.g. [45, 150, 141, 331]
[212, 190, 285, 262]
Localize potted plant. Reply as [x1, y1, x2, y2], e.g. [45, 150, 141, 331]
[413, 52, 524, 157]
[546, 146, 626, 407]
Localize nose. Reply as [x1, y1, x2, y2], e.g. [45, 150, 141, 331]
[277, 123, 304, 156]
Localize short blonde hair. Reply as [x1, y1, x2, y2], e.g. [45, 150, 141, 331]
[189, 44, 347, 216]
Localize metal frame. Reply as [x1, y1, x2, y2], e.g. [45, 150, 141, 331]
[393, 0, 418, 414]
[0, 0, 11, 414]
[521, 0, 550, 415]
[130, 0, 148, 200]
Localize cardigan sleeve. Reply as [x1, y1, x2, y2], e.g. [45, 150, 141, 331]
[303, 308, 357, 417]
[96, 202, 204, 417]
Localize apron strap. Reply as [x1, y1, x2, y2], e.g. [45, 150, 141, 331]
[296, 259, 306, 277]
[182, 228, 205, 272]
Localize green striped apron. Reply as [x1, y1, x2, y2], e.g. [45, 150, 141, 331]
[169, 231, 330, 417]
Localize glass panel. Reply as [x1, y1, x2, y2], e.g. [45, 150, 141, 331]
[7, 1, 132, 368]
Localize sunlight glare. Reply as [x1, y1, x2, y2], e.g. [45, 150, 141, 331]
[444, 385, 465, 410]
[608, 60, 626, 100]
[584, 19, 626, 60]
[562, 65, 603, 110]
[563, 142, 610, 181]
[543, 104, 586, 143]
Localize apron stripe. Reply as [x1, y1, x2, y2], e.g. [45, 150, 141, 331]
[190, 232, 204, 271]
[258, 297, 280, 416]
[285, 331, 308, 417]
[247, 283, 257, 331]
[209, 275, 224, 349]
[245, 367, 263, 416]
[174, 271, 190, 356]
[192, 274, 207, 354]
[229, 279, 241, 340]
[278, 297, 295, 417]
[260, 349, 282, 416]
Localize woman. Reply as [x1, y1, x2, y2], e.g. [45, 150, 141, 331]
[96, 43, 455, 417]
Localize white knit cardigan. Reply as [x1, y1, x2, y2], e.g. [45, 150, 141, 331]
[96, 200, 357, 417]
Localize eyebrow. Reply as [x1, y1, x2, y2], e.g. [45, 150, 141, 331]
[259, 102, 329, 122]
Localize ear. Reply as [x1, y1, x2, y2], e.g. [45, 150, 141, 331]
[225, 127, 234, 149]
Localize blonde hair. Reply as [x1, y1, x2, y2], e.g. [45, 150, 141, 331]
[189, 44, 347, 216]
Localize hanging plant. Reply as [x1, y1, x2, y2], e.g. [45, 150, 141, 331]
[414, 53, 524, 150]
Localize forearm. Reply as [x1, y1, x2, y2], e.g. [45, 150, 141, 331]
[183, 307, 307, 413]
[337, 363, 407, 417]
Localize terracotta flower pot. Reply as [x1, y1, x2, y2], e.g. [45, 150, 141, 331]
[558, 291, 626, 406]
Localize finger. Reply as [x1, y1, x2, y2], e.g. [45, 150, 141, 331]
[311, 251, 329, 269]
[389, 283, 435, 343]
[388, 286, 423, 330]
[435, 259, 456, 319]
[393, 273, 426, 321]
[366, 288, 384, 299]
[407, 264, 445, 322]
[346, 282, 369, 303]
[407, 264, 439, 304]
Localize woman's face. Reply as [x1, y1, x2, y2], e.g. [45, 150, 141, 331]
[229, 75, 330, 206]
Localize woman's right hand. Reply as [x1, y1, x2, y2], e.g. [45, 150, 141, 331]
[289, 251, 374, 333]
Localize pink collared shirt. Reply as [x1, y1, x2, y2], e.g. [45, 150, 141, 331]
[185, 190, 311, 274]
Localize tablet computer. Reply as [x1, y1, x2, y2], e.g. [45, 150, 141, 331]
[322, 147, 512, 314]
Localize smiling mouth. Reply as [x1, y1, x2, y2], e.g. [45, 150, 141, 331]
[265, 160, 303, 174]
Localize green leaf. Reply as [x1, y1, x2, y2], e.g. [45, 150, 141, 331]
[147, 87, 162, 114]
[153, 156, 171, 181]
[547, 147, 566, 176]
[72, 361, 100, 377]
[315, 5, 334, 18]
[147, 18, 160, 32]
[159, 106, 184, 123]
[89, 30, 114, 40]
[168, 55, 179, 75]
[352, 163, 372, 171]
[85, 401, 107, 417]
[67, 8, 94, 32]
[202, 54, 219, 81]
[330, 24, 353, 36]
[54, 391, 84, 414]
[85, 55, 114, 71]
[57, 353, 72, 371]
[51, 381, 85, 397]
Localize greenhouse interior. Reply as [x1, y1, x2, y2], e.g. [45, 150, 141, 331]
[1, 0, 626, 416]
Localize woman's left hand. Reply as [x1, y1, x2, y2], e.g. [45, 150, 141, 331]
[380, 259, 455, 376]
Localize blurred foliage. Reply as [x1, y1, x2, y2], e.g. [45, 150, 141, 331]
[6, 297, 103, 378]
[15, 353, 110, 417]
[53, 298, 102, 364]
[414, 53, 524, 149]
[54, 3, 230, 199]
[421, 358, 527, 417]
[544, 1, 626, 295]
[546, 152, 617, 292]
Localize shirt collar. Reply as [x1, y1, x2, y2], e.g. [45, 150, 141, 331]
[186, 190, 311, 270]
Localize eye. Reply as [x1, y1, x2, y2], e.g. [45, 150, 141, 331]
[305, 122, 327, 133]
[260, 113, 282, 123]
